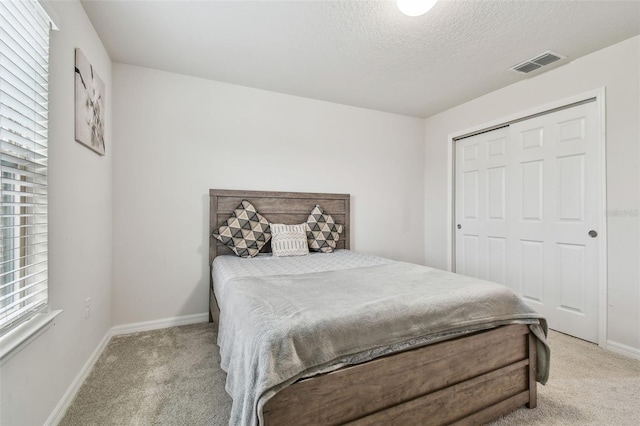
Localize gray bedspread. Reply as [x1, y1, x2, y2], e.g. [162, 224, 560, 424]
[216, 261, 550, 426]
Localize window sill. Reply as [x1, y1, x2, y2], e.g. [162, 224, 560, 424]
[0, 310, 62, 365]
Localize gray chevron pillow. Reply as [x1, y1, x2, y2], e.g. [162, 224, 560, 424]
[306, 204, 344, 253]
[212, 200, 271, 258]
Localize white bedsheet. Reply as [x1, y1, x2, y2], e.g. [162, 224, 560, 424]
[212, 249, 391, 301]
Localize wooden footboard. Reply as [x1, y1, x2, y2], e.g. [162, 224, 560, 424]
[263, 324, 536, 425]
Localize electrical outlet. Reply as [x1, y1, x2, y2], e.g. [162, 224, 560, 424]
[85, 297, 92, 319]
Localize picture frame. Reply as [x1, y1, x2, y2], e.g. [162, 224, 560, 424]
[74, 48, 105, 155]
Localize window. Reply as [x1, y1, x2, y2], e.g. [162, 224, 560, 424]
[0, 0, 52, 336]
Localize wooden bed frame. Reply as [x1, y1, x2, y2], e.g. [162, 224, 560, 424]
[209, 189, 537, 425]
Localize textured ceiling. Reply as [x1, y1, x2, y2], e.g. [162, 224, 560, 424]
[80, 0, 640, 118]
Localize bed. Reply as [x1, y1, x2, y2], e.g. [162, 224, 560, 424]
[209, 189, 549, 426]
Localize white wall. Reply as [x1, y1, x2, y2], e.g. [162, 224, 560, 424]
[0, 1, 113, 425]
[423, 36, 640, 352]
[111, 64, 425, 325]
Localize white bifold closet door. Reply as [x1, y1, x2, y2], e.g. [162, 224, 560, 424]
[455, 101, 601, 343]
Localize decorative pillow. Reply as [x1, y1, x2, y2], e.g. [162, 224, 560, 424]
[306, 204, 344, 253]
[212, 200, 271, 258]
[270, 223, 309, 257]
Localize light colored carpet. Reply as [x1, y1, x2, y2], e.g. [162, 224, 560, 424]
[60, 323, 640, 426]
[60, 323, 231, 426]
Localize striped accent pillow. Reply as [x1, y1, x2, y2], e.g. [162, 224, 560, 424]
[270, 223, 309, 257]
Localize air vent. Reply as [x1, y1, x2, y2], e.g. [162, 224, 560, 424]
[513, 62, 542, 73]
[510, 50, 565, 74]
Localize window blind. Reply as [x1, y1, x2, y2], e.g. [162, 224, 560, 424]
[0, 0, 51, 335]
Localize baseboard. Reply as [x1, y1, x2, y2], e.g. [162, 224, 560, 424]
[45, 329, 112, 426]
[607, 340, 640, 360]
[110, 313, 209, 337]
[46, 312, 209, 425]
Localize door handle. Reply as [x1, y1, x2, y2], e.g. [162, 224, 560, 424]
[457, 224, 462, 229]
[589, 230, 598, 238]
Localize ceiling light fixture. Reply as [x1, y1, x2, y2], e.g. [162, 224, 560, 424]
[397, 0, 438, 17]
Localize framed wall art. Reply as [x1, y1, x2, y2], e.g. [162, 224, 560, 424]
[74, 48, 105, 155]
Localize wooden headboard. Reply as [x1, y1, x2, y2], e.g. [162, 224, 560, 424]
[209, 189, 351, 266]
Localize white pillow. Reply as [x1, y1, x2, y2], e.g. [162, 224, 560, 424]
[270, 223, 309, 257]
